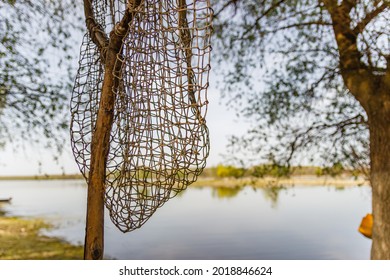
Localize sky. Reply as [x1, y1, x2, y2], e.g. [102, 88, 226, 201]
[0, 82, 250, 176]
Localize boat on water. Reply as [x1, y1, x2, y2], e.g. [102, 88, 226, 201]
[0, 197, 12, 203]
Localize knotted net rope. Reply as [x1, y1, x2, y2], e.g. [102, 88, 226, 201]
[71, 0, 212, 232]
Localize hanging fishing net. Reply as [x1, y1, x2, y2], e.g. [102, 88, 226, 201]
[70, 0, 212, 232]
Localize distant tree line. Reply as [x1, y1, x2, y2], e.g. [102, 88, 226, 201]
[201, 163, 358, 179]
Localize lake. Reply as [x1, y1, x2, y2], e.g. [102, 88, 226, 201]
[0, 179, 372, 259]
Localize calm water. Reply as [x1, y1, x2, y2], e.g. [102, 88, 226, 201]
[0, 179, 372, 259]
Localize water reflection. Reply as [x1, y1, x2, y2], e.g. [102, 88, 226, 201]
[211, 186, 242, 199]
[259, 186, 285, 208]
[0, 206, 6, 216]
[210, 185, 286, 208]
[335, 186, 346, 191]
[0, 180, 372, 259]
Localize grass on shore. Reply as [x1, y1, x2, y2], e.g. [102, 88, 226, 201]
[0, 215, 83, 260]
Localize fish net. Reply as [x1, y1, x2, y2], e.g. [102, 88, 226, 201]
[70, 0, 212, 232]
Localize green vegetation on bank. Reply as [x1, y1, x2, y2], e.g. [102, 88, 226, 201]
[0, 212, 83, 259]
[194, 164, 367, 188]
[201, 163, 362, 179]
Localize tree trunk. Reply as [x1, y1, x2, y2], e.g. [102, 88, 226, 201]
[369, 97, 390, 259]
[323, 0, 390, 259]
[82, 1, 141, 260]
[84, 23, 130, 259]
[84, 34, 121, 260]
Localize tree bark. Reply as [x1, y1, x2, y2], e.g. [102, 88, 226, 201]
[322, 0, 390, 259]
[83, 1, 142, 260]
[84, 32, 122, 259]
[368, 94, 390, 259]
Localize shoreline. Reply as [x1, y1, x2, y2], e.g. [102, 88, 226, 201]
[0, 174, 84, 181]
[191, 175, 369, 188]
[0, 174, 369, 188]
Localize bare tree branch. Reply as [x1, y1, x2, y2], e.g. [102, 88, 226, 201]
[265, 21, 332, 33]
[283, 113, 367, 165]
[213, 0, 240, 18]
[241, 0, 289, 37]
[353, 3, 389, 35]
[83, 0, 109, 61]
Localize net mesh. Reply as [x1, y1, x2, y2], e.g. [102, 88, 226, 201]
[71, 0, 212, 232]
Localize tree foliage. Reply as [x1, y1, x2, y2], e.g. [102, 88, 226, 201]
[212, 0, 389, 172]
[0, 0, 81, 150]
